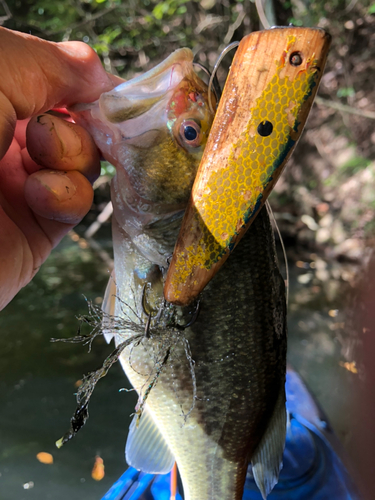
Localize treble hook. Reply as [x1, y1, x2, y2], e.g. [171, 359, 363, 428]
[142, 284, 200, 332]
[176, 299, 201, 330]
[141, 284, 164, 336]
[193, 62, 221, 103]
[144, 312, 152, 338]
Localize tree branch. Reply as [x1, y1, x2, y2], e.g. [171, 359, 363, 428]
[315, 96, 375, 120]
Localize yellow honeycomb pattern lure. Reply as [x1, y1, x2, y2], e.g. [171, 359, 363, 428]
[165, 27, 331, 305]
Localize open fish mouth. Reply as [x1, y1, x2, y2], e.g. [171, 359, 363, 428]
[69, 47, 215, 236]
[97, 48, 196, 124]
[69, 48, 206, 148]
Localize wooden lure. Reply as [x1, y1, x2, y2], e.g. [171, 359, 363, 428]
[164, 27, 331, 305]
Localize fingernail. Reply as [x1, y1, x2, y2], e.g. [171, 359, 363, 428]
[37, 114, 83, 158]
[37, 170, 77, 201]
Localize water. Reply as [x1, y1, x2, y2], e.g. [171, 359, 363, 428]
[287, 261, 359, 450]
[0, 236, 136, 500]
[0, 235, 359, 499]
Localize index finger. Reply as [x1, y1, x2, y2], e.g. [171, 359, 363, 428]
[0, 27, 116, 159]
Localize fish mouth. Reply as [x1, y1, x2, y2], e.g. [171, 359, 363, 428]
[70, 48, 201, 145]
[99, 48, 194, 123]
[69, 48, 208, 214]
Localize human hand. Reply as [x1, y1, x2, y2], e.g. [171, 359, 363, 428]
[0, 27, 119, 310]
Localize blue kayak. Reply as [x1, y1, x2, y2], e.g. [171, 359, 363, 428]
[101, 369, 360, 500]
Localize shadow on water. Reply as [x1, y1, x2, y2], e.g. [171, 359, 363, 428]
[0, 233, 360, 499]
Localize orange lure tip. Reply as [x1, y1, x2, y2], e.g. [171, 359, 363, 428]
[164, 27, 331, 306]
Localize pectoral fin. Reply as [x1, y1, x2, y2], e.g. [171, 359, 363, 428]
[126, 407, 175, 474]
[251, 388, 287, 499]
[102, 271, 117, 343]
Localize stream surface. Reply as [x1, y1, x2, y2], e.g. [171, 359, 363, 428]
[0, 233, 359, 500]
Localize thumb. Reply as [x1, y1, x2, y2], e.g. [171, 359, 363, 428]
[0, 27, 116, 159]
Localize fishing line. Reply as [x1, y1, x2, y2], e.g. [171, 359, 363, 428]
[193, 62, 221, 103]
[208, 41, 240, 114]
[207, 0, 273, 115]
[266, 200, 289, 307]
[255, 0, 271, 29]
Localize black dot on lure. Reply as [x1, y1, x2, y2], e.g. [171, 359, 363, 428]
[290, 52, 303, 66]
[257, 120, 273, 137]
[184, 125, 198, 141]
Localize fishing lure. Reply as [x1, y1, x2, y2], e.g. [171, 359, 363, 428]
[164, 27, 331, 306]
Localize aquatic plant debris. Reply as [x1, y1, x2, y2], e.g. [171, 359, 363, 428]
[55, 334, 142, 449]
[339, 361, 358, 374]
[92, 455, 105, 481]
[53, 301, 197, 447]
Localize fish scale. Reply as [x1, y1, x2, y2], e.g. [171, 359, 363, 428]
[113, 206, 286, 500]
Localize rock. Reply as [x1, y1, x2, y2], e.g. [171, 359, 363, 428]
[334, 238, 364, 261]
[316, 227, 331, 244]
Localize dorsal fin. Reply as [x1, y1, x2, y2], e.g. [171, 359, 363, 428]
[126, 407, 175, 474]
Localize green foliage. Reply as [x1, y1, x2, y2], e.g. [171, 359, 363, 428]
[364, 218, 375, 237]
[3, 0, 259, 79]
[288, 17, 303, 26]
[8, 0, 370, 85]
[340, 156, 371, 176]
[100, 161, 116, 177]
[324, 154, 371, 188]
[337, 87, 355, 98]
[152, 0, 190, 20]
[92, 26, 122, 55]
[284, 0, 373, 29]
[3, 0, 374, 79]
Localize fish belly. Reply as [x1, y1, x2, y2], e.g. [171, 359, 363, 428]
[113, 207, 287, 500]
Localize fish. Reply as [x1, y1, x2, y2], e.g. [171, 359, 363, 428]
[68, 45, 287, 500]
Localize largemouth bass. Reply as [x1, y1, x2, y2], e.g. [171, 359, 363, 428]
[70, 47, 287, 499]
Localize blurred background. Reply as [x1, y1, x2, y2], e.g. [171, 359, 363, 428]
[0, 0, 374, 499]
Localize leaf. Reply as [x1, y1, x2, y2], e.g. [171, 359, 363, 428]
[36, 452, 54, 464]
[337, 87, 355, 98]
[92, 456, 105, 480]
[152, 2, 168, 20]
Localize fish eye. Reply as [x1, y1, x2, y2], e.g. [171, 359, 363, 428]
[179, 120, 202, 147]
[184, 125, 198, 141]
